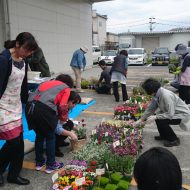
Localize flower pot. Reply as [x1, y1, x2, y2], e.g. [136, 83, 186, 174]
[70, 138, 87, 151]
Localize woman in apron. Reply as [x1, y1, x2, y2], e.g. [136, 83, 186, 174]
[0, 32, 38, 186]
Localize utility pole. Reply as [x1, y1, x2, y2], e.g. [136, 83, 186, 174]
[149, 17, 156, 32]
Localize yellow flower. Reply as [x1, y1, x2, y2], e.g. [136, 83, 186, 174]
[71, 175, 75, 178]
[71, 181, 77, 188]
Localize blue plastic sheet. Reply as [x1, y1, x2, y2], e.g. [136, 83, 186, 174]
[0, 100, 96, 147]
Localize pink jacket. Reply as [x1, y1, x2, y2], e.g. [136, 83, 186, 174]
[180, 67, 190, 86]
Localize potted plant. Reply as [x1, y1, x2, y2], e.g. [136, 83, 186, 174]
[81, 79, 90, 89]
[70, 119, 87, 151]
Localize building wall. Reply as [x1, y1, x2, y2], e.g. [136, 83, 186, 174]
[0, 0, 5, 50]
[97, 16, 107, 46]
[92, 10, 98, 46]
[135, 36, 142, 48]
[122, 32, 190, 54]
[92, 10, 107, 46]
[7, 0, 93, 73]
[167, 33, 190, 49]
[107, 33, 118, 43]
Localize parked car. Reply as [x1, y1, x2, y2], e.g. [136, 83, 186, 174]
[128, 48, 147, 65]
[152, 47, 170, 66]
[98, 50, 117, 65]
[92, 45, 101, 64]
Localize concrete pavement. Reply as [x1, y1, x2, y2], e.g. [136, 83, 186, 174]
[1, 65, 190, 190]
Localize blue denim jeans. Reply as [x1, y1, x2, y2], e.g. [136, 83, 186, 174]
[34, 129, 55, 166]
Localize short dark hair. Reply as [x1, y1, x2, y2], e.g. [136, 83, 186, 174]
[134, 147, 182, 190]
[68, 91, 81, 104]
[56, 74, 74, 88]
[120, 50, 128, 56]
[98, 60, 106, 66]
[141, 78, 161, 95]
[4, 32, 38, 51]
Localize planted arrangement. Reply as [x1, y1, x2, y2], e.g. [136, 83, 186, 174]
[132, 86, 146, 95]
[168, 64, 181, 75]
[81, 79, 90, 89]
[52, 86, 150, 190]
[73, 141, 109, 164]
[93, 172, 131, 190]
[70, 119, 88, 151]
[114, 95, 150, 121]
[53, 169, 96, 190]
[81, 77, 99, 89]
[74, 119, 87, 140]
[91, 120, 144, 156]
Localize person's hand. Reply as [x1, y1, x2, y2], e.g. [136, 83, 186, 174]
[69, 132, 78, 141]
[133, 119, 142, 127]
[146, 115, 157, 124]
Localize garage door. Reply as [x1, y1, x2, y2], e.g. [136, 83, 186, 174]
[142, 37, 159, 54]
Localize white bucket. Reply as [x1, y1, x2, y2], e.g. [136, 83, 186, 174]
[27, 71, 41, 80]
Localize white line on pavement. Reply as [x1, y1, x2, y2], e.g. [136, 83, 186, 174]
[181, 168, 190, 172]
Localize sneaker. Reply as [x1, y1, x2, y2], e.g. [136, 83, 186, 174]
[36, 161, 46, 171]
[45, 162, 64, 174]
[164, 138, 180, 147]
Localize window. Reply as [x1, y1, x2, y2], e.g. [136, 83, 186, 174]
[99, 21, 102, 27]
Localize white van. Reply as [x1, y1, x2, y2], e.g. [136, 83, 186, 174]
[128, 48, 147, 65]
[92, 46, 101, 64]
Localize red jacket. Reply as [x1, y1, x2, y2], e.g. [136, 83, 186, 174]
[30, 80, 70, 121]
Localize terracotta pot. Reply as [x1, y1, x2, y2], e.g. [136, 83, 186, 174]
[70, 138, 87, 151]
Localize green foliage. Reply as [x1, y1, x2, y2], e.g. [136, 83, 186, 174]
[75, 127, 87, 140]
[170, 57, 180, 65]
[151, 77, 169, 86]
[81, 79, 90, 89]
[103, 152, 135, 174]
[168, 63, 177, 73]
[93, 187, 104, 190]
[146, 58, 152, 65]
[105, 184, 117, 190]
[73, 141, 109, 162]
[99, 177, 109, 187]
[111, 172, 123, 184]
[94, 172, 132, 190]
[117, 180, 129, 190]
[132, 86, 146, 95]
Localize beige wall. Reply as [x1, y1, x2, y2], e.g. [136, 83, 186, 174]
[7, 0, 93, 73]
[107, 33, 119, 43]
[97, 16, 107, 46]
[92, 10, 107, 46]
[0, 0, 5, 50]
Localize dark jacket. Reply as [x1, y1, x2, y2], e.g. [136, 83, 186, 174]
[25, 47, 51, 77]
[99, 67, 111, 87]
[110, 54, 127, 76]
[0, 49, 28, 103]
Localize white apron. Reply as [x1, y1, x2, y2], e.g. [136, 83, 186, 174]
[0, 61, 25, 140]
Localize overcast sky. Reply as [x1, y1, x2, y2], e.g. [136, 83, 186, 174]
[93, 0, 190, 33]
